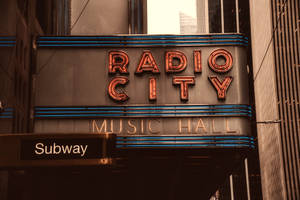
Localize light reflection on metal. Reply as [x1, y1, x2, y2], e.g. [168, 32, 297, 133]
[208, 49, 233, 73]
[108, 51, 129, 74]
[165, 51, 187, 73]
[108, 76, 129, 102]
[149, 77, 157, 100]
[209, 76, 233, 99]
[172, 76, 195, 101]
[98, 158, 113, 165]
[193, 50, 202, 73]
[135, 51, 160, 73]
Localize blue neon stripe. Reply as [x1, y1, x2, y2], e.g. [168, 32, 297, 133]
[35, 108, 250, 114]
[35, 113, 124, 117]
[0, 44, 15, 47]
[0, 41, 16, 43]
[0, 112, 13, 115]
[38, 34, 247, 40]
[0, 116, 13, 118]
[125, 112, 250, 116]
[116, 139, 252, 144]
[34, 105, 252, 118]
[35, 112, 251, 117]
[35, 105, 251, 110]
[115, 135, 256, 149]
[36, 110, 124, 114]
[34, 112, 251, 117]
[117, 136, 253, 140]
[116, 144, 253, 148]
[0, 36, 15, 39]
[38, 42, 247, 47]
[37, 38, 246, 43]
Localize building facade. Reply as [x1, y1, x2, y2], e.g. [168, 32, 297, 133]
[250, 0, 300, 199]
[1, 0, 298, 199]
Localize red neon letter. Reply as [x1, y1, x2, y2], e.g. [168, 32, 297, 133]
[135, 51, 160, 73]
[165, 51, 187, 73]
[149, 77, 157, 100]
[194, 50, 202, 73]
[209, 76, 233, 99]
[208, 49, 233, 73]
[172, 76, 195, 101]
[108, 51, 129, 74]
[108, 76, 129, 101]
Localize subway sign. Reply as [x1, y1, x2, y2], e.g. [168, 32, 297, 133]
[0, 133, 115, 168]
[34, 34, 251, 137]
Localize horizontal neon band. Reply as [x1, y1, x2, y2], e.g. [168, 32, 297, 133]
[37, 34, 248, 47]
[35, 113, 251, 118]
[116, 135, 255, 148]
[0, 116, 13, 118]
[35, 109, 251, 114]
[38, 42, 247, 47]
[39, 34, 247, 40]
[0, 36, 15, 39]
[35, 105, 251, 110]
[0, 44, 15, 47]
[37, 38, 247, 43]
[0, 107, 14, 119]
[117, 136, 253, 140]
[35, 105, 252, 118]
[0, 112, 13, 115]
[116, 140, 254, 144]
[0, 41, 16, 43]
[116, 144, 254, 148]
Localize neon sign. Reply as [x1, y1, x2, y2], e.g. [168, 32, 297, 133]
[107, 49, 233, 102]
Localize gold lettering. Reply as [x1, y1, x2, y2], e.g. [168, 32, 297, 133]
[212, 119, 221, 133]
[127, 120, 137, 134]
[92, 120, 107, 133]
[195, 118, 207, 133]
[226, 118, 237, 133]
[178, 119, 191, 133]
[148, 119, 160, 134]
[109, 119, 114, 133]
[141, 120, 144, 134]
[116, 119, 123, 133]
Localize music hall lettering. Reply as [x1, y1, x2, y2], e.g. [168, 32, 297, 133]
[91, 118, 238, 135]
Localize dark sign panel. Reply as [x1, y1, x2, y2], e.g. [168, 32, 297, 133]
[0, 133, 115, 168]
[21, 138, 104, 160]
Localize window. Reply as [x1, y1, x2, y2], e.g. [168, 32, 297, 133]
[209, 0, 221, 33]
[145, 0, 249, 34]
[147, 0, 200, 34]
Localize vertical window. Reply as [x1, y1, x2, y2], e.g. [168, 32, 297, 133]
[224, 0, 236, 32]
[238, 0, 250, 35]
[208, 0, 221, 33]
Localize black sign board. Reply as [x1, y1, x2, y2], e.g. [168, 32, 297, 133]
[21, 138, 104, 160]
[0, 133, 116, 168]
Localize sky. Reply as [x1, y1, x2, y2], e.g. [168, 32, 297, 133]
[147, 0, 197, 34]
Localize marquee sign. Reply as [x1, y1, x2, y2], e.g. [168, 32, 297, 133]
[34, 34, 251, 138]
